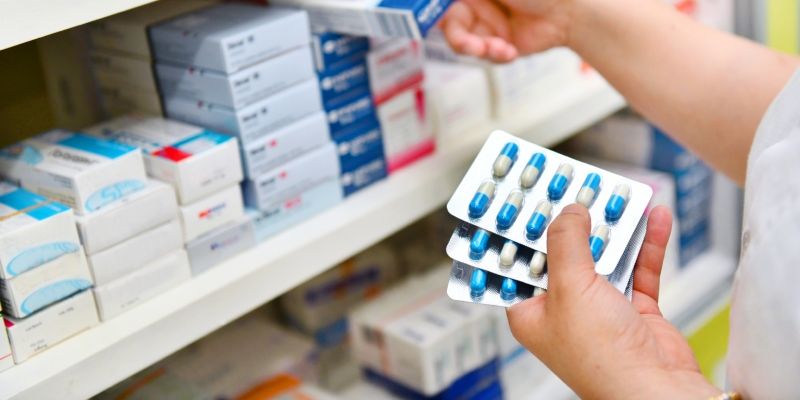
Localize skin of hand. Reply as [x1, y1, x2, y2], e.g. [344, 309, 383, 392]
[507, 204, 721, 399]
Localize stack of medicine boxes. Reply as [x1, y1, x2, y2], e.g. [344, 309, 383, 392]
[313, 31, 389, 196]
[84, 116, 248, 275]
[149, 3, 343, 242]
[87, 0, 215, 117]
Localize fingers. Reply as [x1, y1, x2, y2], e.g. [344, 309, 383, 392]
[441, 2, 518, 62]
[632, 206, 673, 303]
[461, 0, 512, 39]
[506, 295, 546, 348]
[546, 204, 596, 294]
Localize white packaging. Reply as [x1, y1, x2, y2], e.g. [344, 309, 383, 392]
[4, 290, 99, 363]
[185, 217, 255, 275]
[367, 39, 424, 104]
[164, 79, 323, 146]
[149, 3, 311, 73]
[377, 84, 434, 172]
[0, 249, 93, 318]
[97, 83, 163, 117]
[0, 130, 148, 215]
[0, 316, 13, 371]
[93, 249, 191, 321]
[0, 183, 81, 280]
[424, 61, 491, 140]
[87, 219, 183, 286]
[156, 46, 316, 109]
[241, 111, 331, 179]
[76, 180, 178, 254]
[179, 185, 244, 242]
[243, 143, 341, 211]
[90, 49, 158, 93]
[88, 0, 216, 59]
[85, 115, 243, 204]
[270, 0, 454, 39]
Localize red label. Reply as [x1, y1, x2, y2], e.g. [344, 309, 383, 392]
[154, 146, 192, 162]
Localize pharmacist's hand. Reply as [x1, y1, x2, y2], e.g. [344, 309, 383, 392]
[507, 205, 721, 399]
[440, 0, 573, 62]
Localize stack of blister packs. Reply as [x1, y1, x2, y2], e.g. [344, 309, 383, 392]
[444, 131, 653, 307]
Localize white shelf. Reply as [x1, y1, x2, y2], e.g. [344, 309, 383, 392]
[0, 73, 624, 400]
[0, 0, 159, 51]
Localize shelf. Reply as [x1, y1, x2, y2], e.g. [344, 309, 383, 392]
[0, 73, 624, 400]
[0, 0, 159, 51]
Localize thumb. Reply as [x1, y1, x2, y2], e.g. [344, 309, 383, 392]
[545, 204, 596, 295]
[506, 295, 546, 350]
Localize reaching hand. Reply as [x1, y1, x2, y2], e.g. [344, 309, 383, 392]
[507, 204, 721, 399]
[439, 0, 575, 62]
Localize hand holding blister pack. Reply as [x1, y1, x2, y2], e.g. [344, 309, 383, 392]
[445, 131, 652, 307]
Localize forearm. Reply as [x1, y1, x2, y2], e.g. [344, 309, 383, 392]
[567, 0, 800, 184]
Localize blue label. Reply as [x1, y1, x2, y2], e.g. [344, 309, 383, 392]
[172, 130, 232, 149]
[59, 133, 137, 159]
[7, 242, 80, 277]
[0, 144, 43, 165]
[314, 32, 370, 72]
[378, 0, 455, 37]
[341, 154, 388, 197]
[332, 117, 384, 167]
[326, 89, 377, 136]
[0, 189, 69, 220]
[318, 59, 371, 108]
[84, 180, 146, 212]
[20, 280, 92, 316]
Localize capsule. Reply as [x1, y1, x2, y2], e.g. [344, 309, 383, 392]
[533, 287, 546, 297]
[529, 251, 546, 276]
[492, 142, 519, 178]
[547, 164, 574, 201]
[496, 190, 524, 230]
[589, 225, 610, 262]
[499, 241, 517, 268]
[500, 277, 517, 301]
[470, 229, 491, 260]
[576, 173, 602, 208]
[525, 201, 553, 240]
[468, 181, 496, 218]
[605, 184, 631, 222]
[470, 269, 488, 298]
[519, 153, 547, 189]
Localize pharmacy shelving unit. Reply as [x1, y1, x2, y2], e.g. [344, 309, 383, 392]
[0, 72, 624, 400]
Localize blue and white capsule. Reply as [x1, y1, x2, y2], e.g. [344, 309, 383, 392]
[496, 190, 524, 230]
[520, 153, 547, 189]
[589, 225, 610, 262]
[499, 240, 518, 268]
[547, 163, 574, 201]
[576, 173, 602, 208]
[469, 229, 491, 260]
[501, 278, 517, 301]
[533, 287, 547, 297]
[605, 184, 631, 222]
[470, 269, 488, 298]
[525, 200, 553, 240]
[468, 181, 496, 218]
[492, 142, 519, 178]
[529, 251, 546, 277]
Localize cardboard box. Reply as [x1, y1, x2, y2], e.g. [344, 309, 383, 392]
[149, 3, 311, 73]
[0, 249, 93, 318]
[93, 249, 191, 321]
[317, 58, 371, 108]
[332, 117, 383, 168]
[179, 185, 244, 242]
[90, 49, 158, 92]
[185, 216, 255, 275]
[86, 115, 243, 204]
[164, 79, 323, 146]
[312, 32, 370, 72]
[156, 46, 315, 109]
[88, 0, 216, 59]
[270, 0, 454, 39]
[87, 219, 183, 286]
[0, 315, 13, 371]
[0, 130, 148, 215]
[367, 38, 424, 104]
[76, 180, 178, 254]
[241, 111, 331, 179]
[326, 88, 377, 137]
[243, 143, 341, 211]
[341, 153, 387, 197]
[4, 290, 99, 363]
[376, 85, 434, 172]
[0, 183, 81, 280]
[424, 61, 491, 140]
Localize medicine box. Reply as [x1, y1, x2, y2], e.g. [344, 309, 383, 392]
[326, 88, 377, 137]
[241, 111, 331, 179]
[377, 84, 434, 172]
[86, 115, 243, 204]
[332, 117, 384, 167]
[312, 32, 370, 72]
[0, 315, 12, 371]
[185, 216, 255, 275]
[367, 38, 424, 104]
[149, 3, 311, 74]
[88, 0, 215, 59]
[179, 184, 244, 242]
[243, 143, 341, 211]
[318, 58, 371, 108]
[156, 46, 315, 109]
[341, 153, 388, 197]
[0, 183, 81, 280]
[97, 83, 163, 117]
[424, 61, 491, 141]
[90, 49, 158, 93]
[0, 130, 148, 215]
[164, 79, 323, 146]
[87, 219, 183, 286]
[0, 249, 93, 318]
[4, 289, 99, 363]
[76, 179, 178, 255]
[270, 0, 454, 39]
[93, 249, 191, 321]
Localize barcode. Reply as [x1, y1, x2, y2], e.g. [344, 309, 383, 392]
[369, 11, 414, 38]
